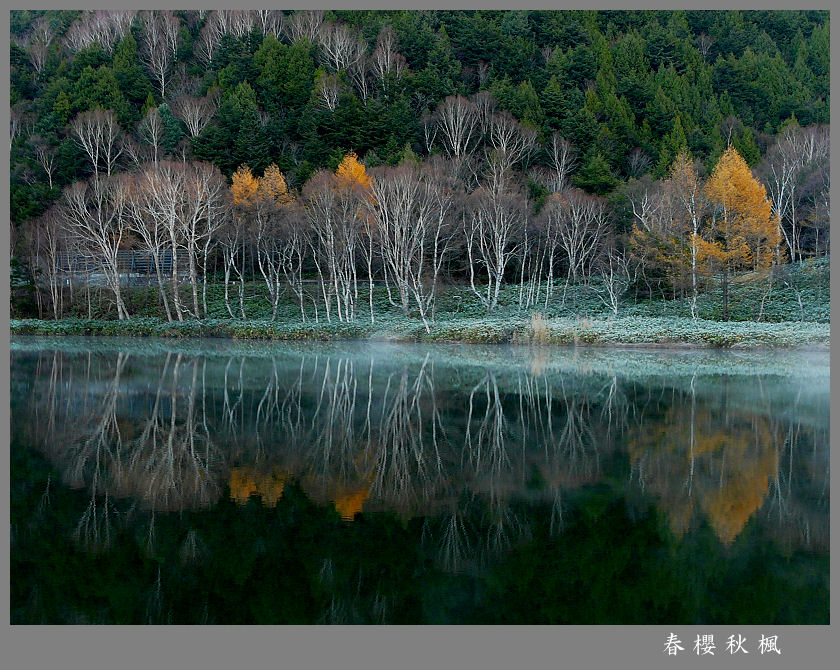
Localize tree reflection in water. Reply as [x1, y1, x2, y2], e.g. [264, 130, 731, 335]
[11, 339, 829, 623]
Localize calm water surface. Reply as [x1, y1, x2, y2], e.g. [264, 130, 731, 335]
[10, 337, 829, 624]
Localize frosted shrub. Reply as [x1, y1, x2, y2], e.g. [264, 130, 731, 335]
[529, 312, 550, 344]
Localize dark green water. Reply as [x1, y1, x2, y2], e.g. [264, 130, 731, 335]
[10, 337, 829, 624]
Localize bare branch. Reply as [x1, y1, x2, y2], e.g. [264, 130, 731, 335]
[171, 93, 219, 138]
[317, 22, 366, 73]
[434, 95, 479, 162]
[283, 10, 324, 44]
[141, 10, 180, 98]
[70, 108, 123, 177]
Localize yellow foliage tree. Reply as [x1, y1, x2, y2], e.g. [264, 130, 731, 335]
[257, 163, 293, 205]
[335, 151, 371, 189]
[700, 147, 781, 319]
[230, 164, 259, 205]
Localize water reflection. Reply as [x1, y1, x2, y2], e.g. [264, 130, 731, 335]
[13, 339, 829, 565]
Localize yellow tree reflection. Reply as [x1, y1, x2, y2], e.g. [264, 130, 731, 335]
[228, 466, 288, 507]
[628, 393, 779, 545]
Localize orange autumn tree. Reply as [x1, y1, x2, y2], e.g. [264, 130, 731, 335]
[700, 147, 781, 319]
[230, 164, 259, 205]
[258, 163, 293, 205]
[626, 403, 779, 545]
[223, 164, 261, 319]
[232, 163, 292, 206]
[335, 151, 371, 189]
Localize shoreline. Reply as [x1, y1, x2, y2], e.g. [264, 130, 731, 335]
[10, 316, 831, 350]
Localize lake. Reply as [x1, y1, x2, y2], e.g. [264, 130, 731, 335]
[10, 337, 829, 624]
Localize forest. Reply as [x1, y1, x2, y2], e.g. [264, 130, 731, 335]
[8, 9, 831, 331]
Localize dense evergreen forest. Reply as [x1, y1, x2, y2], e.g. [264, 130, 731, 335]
[9, 9, 830, 327]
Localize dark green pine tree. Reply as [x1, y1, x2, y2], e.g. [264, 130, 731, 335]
[112, 33, 152, 106]
[71, 66, 135, 126]
[563, 45, 598, 89]
[235, 110, 270, 175]
[645, 86, 677, 138]
[573, 150, 619, 195]
[731, 125, 760, 166]
[541, 76, 565, 131]
[157, 103, 184, 156]
[193, 82, 266, 175]
[52, 91, 71, 125]
[253, 36, 316, 114]
[415, 26, 462, 101]
[655, 116, 688, 176]
[141, 92, 156, 115]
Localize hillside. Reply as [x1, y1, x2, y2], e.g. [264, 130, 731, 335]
[10, 10, 830, 220]
[9, 10, 830, 343]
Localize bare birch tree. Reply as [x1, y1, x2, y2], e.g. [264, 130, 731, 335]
[195, 14, 224, 67]
[123, 167, 174, 321]
[315, 71, 341, 111]
[30, 16, 55, 47]
[435, 95, 480, 165]
[31, 208, 69, 319]
[256, 9, 283, 38]
[63, 10, 135, 54]
[626, 147, 651, 179]
[277, 201, 310, 321]
[621, 174, 667, 234]
[464, 164, 527, 313]
[537, 132, 577, 193]
[70, 108, 123, 177]
[317, 22, 366, 74]
[283, 10, 324, 44]
[303, 170, 363, 322]
[28, 40, 49, 78]
[486, 111, 538, 173]
[471, 90, 497, 134]
[141, 10, 180, 98]
[217, 207, 247, 319]
[370, 25, 407, 96]
[31, 136, 57, 188]
[248, 178, 295, 321]
[544, 188, 609, 283]
[137, 106, 164, 165]
[594, 236, 630, 316]
[760, 123, 830, 262]
[180, 161, 229, 318]
[228, 10, 255, 39]
[138, 160, 187, 320]
[666, 151, 708, 319]
[60, 177, 131, 319]
[366, 160, 459, 328]
[171, 92, 219, 138]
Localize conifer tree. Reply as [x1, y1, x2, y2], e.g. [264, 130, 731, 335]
[335, 151, 371, 189]
[700, 146, 780, 319]
[231, 164, 259, 204]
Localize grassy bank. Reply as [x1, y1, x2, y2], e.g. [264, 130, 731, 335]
[11, 258, 829, 348]
[10, 314, 830, 349]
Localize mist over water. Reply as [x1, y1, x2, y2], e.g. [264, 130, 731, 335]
[10, 337, 829, 624]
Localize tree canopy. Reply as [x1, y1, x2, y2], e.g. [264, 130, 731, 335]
[9, 9, 830, 224]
